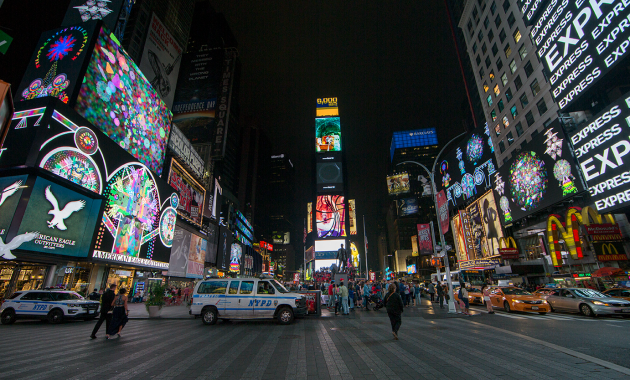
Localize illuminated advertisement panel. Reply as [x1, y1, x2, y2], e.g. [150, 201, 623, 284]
[216, 226, 233, 271]
[75, 26, 172, 175]
[417, 224, 433, 255]
[397, 198, 419, 216]
[61, 0, 126, 31]
[386, 173, 410, 195]
[315, 117, 341, 152]
[569, 91, 630, 214]
[451, 214, 469, 263]
[188, 234, 206, 278]
[464, 191, 505, 259]
[350, 242, 360, 268]
[0, 175, 28, 239]
[307, 202, 313, 233]
[390, 128, 438, 161]
[316, 97, 339, 117]
[314, 239, 345, 260]
[167, 226, 205, 278]
[493, 120, 586, 225]
[230, 243, 242, 272]
[437, 123, 497, 209]
[529, 1, 630, 110]
[167, 159, 205, 227]
[316, 195, 346, 238]
[348, 199, 357, 235]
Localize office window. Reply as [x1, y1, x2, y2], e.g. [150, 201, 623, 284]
[504, 45, 512, 58]
[530, 78, 540, 96]
[503, 0, 510, 12]
[483, 82, 489, 92]
[488, 29, 494, 41]
[491, 43, 498, 56]
[468, 20, 474, 33]
[525, 110, 535, 127]
[499, 29, 507, 43]
[479, 67, 485, 78]
[520, 93, 529, 107]
[502, 115, 509, 128]
[478, 0, 487, 11]
[499, 140, 506, 153]
[509, 59, 517, 73]
[485, 56, 492, 68]
[494, 84, 500, 97]
[501, 73, 508, 86]
[524, 61, 534, 77]
[490, 1, 497, 14]
[510, 105, 518, 118]
[489, 71, 495, 80]
[491, 109, 497, 121]
[536, 98, 548, 115]
[514, 74, 522, 90]
[473, 6, 480, 23]
[507, 13, 516, 28]
[487, 94, 493, 106]
[515, 121, 524, 137]
[518, 44, 527, 59]
[507, 131, 514, 145]
[505, 87, 513, 101]
[484, 16, 490, 29]
[498, 99, 504, 112]
[514, 29, 522, 43]
[495, 14, 501, 28]
[495, 124, 501, 136]
[476, 55, 482, 65]
[478, 29, 484, 42]
[496, 58, 503, 70]
[532, 128, 539, 138]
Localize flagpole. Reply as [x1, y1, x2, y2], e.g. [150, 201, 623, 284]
[303, 218, 306, 282]
[363, 215, 368, 279]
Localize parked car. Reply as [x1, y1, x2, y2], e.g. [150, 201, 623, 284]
[541, 288, 630, 317]
[1, 290, 100, 325]
[487, 286, 550, 314]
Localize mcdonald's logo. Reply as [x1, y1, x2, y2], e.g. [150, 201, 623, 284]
[498, 237, 517, 249]
[594, 242, 628, 262]
[602, 243, 618, 255]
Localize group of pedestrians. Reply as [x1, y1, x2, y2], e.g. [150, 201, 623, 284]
[90, 283, 129, 340]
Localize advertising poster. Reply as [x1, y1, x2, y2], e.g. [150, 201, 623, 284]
[0, 175, 28, 239]
[75, 25, 172, 176]
[386, 173, 410, 195]
[459, 210, 474, 261]
[316, 97, 339, 117]
[61, 0, 125, 31]
[16, 176, 102, 258]
[436, 190, 449, 233]
[168, 124, 204, 179]
[451, 214, 469, 263]
[407, 264, 417, 274]
[315, 117, 342, 152]
[205, 223, 218, 264]
[138, 13, 182, 108]
[216, 226, 233, 271]
[493, 120, 586, 225]
[593, 242, 628, 262]
[316, 195, 346, 238]
[416, 224, 433, 255]
[307, 202, 313, 233]
[476, 191, 504, 257]
[212, 50, 237, 159]
[411, 235, 419, 257]
[397, 198, 418, 216]
[465, 201, 484, 260]
[167, 159, 205, 227]
[172, 48, 224, 143]
[167, 227, 191, 277]
[228, 243, 242, 273]
[348, 199, 357, 235]
[350, 242, 360, 268]
[187, 234, 206, 278]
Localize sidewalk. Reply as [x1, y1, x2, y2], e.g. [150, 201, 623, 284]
[127, 303, 194, 319]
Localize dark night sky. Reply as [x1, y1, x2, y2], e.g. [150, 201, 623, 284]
[209, 1, 470, 269]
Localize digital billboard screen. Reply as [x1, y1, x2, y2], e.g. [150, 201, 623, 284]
[316, 161, 343, 193]
[216, 225, 233, 271]
[493, 120, 586, 224]
[397, 198, 419, 216]
[316, 195, 346, 238]
[315, 117, 341, 152]
[569, 90, 630, 213]
[205, 222, 218, 264]
[530, 1, 630, 110]
[0, 175, 28, 240]
[316, 97, 339, 117]
[167, 159, 205, 227]
[386, 173, 410, 195]
[314, 239, 346, 260]
[390, 128, 438, 161]
[75, 26, 172, 175]
[437, 123, 497, 209]
[464, 191, 505, 259]
[61, 0, 126, 31]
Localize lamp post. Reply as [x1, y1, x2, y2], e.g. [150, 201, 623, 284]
[396, 131, 467, 313]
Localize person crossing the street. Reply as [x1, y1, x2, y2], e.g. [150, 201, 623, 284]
[384, 283, 404, 340]
[90, 283, 116, 339]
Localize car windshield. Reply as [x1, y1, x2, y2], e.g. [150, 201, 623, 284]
[51, 292, 83, 301]
[272, 280, 290, 293]
[502, 288, 532, 295]
[574, 289, 607, 298]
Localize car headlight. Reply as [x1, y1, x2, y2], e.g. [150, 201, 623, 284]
[591, 301, 606, 306]
[513, 300, 523, 303]
[541, 300, 548, 304]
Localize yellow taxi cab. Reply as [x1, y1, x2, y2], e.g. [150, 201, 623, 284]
[453, 286, 484, 305]
[488, 286, 550, 314]
[603, 288, 630, 302]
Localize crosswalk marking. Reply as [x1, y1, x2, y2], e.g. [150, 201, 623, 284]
[472, 307, 630, 322]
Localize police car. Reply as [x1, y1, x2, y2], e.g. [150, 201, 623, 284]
[190, 276, 307, 325]
[0, 290, 100, 325]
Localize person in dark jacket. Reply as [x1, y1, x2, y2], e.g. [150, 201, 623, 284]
[384, 283, 404, 340]
[90, 283, 116, 339]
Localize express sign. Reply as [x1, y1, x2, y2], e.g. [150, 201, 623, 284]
[570, 90, 630, 213]
[532, 0, 630, 110]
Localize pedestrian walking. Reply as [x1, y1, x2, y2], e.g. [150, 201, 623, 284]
[90, 283, 116, 339]
[328, 281, 335, 309]
[459, 283, 471, 316]
[436, 281, 445, 309]
[340, 281, 349, 315]
[88, 288, 100, 301]
[384, 283, 404, 340]
[106, 288, 129, 339]
[427, 282, 435, 302]
[362, 282, 370, 310]
[404, 283, 410, 306]
[348, 282, 355, 311]
[482, 285, 494, 314]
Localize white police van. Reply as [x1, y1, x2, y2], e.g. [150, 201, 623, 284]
[0, 290, 100, 324]
[190, 276, 307, 325]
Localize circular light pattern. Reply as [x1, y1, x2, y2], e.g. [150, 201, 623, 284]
[462, 173, 475, 198]
[170, 193, 179, 209]
[509, 151, 547, 211]
[159, 207, 177, 247]
[40, 148, 101, 193]
[553, 159, 571, 181]
[453, 183, 463, 198]
[473, 167, 485, 186]
[466, 134, 484, 164]
[499, 196, 510, 211]
[74, 127, 99, 155]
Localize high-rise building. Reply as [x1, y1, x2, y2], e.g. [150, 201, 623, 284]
[456, 0, 558, 166]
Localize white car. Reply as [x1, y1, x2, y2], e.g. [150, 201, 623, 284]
[190, 277, 307, 325]
[1, 290, 100, 324]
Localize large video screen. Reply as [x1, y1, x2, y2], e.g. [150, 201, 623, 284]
[464, 191, 505, 259]
[493, 120, 586, 224]
[386, 173, 410, 195]
[75, 26, 172, 175]
[316, 195, 346, 238]
[315, 117, 342, 152]
[314, 239, 346, 260]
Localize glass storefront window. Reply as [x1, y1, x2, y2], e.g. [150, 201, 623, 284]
[0, 265, 48, 301]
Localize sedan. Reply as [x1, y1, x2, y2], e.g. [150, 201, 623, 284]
[602, 288, 630, 302]
[487, 287, 550, 314]
[543, 288, 630, 317]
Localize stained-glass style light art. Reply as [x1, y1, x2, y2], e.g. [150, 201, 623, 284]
[440, 160, 451, 187]
[466, 134, 484, 164]
[509, 151, 547, 211]
[553, 159, 578, 196]
[40, 149, 101, 193]
[499, 195, 512, 223]
[316, 195, 346, 238]
[159, 207, 177, 247]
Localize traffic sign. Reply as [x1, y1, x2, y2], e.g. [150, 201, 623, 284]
[0, 30, 13, 55]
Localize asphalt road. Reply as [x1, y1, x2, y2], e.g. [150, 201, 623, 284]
[0, 303, 628, 380]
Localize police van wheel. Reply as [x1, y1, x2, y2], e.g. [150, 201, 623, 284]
[202, 308, 218, 325]
[1, 309, 16, 325]
[277, 307, 294, 325]
[48, 309, 64, 324]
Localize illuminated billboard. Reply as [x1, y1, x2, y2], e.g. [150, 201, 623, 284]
[348, 199, 357, 235]
[75, 26, 172, 176]
[0, 175, 28, 239]
[397, 198, 419, 216]
[316, 97, 339, 117]
[529, 1, 630, 110]
[167, 159, 206, 227]
[314, 239, 345, 260]
[315, 117, 341, 152]
[316, 195, 346, 238]
[390, 128, 438, 161]
[463, 191, 505, 259]
[437, 123, 497, 208]
[307, 202, 313, 233]
[386, 173, 410, 195]
[61, 0, 126, 31]
[493, 121, 586, 225]
[167, 226, 206, 278]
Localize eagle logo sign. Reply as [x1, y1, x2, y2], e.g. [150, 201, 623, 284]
[45, 186, 86, 230]
[0, 232, 39, 260]
[0, 180, 22, 207]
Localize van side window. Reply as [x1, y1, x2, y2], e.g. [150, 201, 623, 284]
[240, 281, 254, 294]
[228, 281, 240, 294]
[257, 281, 275, 295]
[198, 281, 228, 294]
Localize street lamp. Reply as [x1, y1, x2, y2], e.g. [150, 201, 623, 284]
[396, 131, 467, 313]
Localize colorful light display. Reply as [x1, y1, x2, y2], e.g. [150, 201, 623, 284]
[553, 159, 578, 197]
[509, 151, 548, 212]
[386, 173, 410, 195]
[316, 195, 346, 238]
[167, 159, 205, 227]
[230, 243, 242, 272]
[466, 134, 484, 164]
[75, 26, 172, 175]
[315, 117, 341, 152]
[40, 148, 102, 193]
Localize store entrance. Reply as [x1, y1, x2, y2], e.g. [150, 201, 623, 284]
[0, 264, 48, 301]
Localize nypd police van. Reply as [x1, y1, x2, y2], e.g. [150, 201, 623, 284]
[1, 290, 100, 324]
[190, 276, 307, 325]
